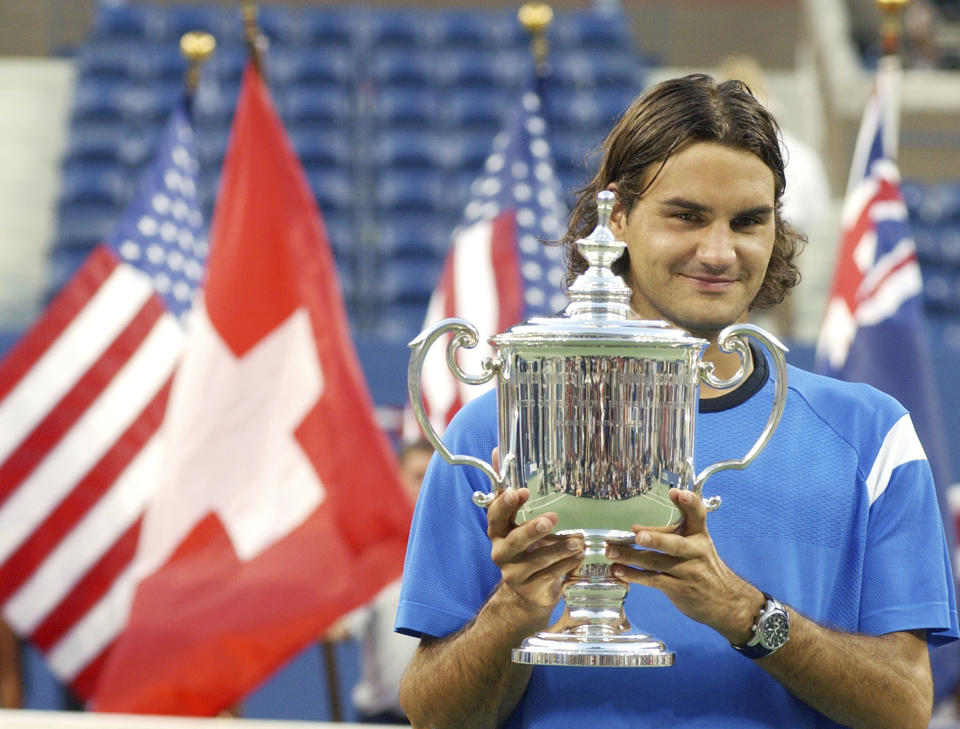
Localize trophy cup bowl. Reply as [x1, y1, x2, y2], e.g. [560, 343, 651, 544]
[408, 191, 788, 667]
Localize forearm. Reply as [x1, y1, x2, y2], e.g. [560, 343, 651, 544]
[759, 611, 931, 729]
[399, 585, 549, 729]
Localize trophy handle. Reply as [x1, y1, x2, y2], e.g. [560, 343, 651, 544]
[694, 323, 789, 510]
[408, 318, 510, 507]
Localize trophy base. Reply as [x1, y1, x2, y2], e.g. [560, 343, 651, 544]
[512, 631, 675, 667]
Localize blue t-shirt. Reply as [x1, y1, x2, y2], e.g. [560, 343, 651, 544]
[397, 356, 959, 728]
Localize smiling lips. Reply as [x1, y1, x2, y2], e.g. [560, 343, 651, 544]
[680, 272, 739, 291]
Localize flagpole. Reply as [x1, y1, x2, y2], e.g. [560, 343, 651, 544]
[519, 2, 554, 79]
[179, 30, 216, 97]
[243, 3, 269, 77]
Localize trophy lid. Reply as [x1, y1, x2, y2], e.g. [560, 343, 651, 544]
[492, 191, 706, 350]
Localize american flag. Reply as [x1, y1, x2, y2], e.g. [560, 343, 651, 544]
[0, 100, 206, 698]
[815, 54, 957, 698]
[405, 85, 569, 438]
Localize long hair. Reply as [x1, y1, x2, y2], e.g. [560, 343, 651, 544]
[561, 74, 805, 310]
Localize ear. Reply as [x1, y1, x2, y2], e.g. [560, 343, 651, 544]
[606, 182, 628, 238]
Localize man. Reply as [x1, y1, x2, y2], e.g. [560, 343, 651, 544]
[395, 75, 958, 728]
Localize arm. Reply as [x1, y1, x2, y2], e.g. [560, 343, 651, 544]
[0, 620, 22, 708]
[608, 488, 933, 729]
[399, 487, 584, 729]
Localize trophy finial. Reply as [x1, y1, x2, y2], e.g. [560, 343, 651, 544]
[565, 191, 633, 320]
[596, 189, 614, 227]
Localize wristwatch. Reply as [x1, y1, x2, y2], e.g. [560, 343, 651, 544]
[731, 592, 790, 659]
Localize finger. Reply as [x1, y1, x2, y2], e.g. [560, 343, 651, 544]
[492, 446, 500, 471]
[501, 537, 584, 579]
[670, 488, 708, 535]
[491, 513, 560, 564]
[611, 562, 678, 588]
[606, 543, 682, 572]
[486, 487, 528, 538]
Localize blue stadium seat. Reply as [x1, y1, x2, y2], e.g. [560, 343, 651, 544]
[435, 131, 495, 172]
[375, 170, 447, 214]
[256, 5, 302, 46]
[64, 121, 157, 169]
[438, 86, 510, 131]
[370, 302, 432, 341]
[432, 48, 530, 89]
[550, 10, 636, 51]
[276, 84, 352, 127]
[59, 164, 131, 208]
[432, 9, 497, 49]
[268, 47, 354, 88]
[161, 4, 241, 44]
[299, 7, 358, 49]
[376, 216, 451, 259]
[205, 45, 247, 85]
[551, 50, 643, 90]
[370, 49, 434, 88]
[378, 257, 444, 303]
[305, 168, 354, 214]
[90, 3, 163, 41]
[53, 203, 119, 251]
[47, 246, 100, 296]
[374, 130, 438, 170]
[288, 128, 352, 169]
[321, 211, 355, 261]
[361, 8, 430, 50]
[922, 265, 960, 312]
[75, 39, 140, 80]
[918, 181, 960, 224]
[370, 86, 439, 130]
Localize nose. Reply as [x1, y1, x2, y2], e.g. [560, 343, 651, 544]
[696, 222, 737, 271]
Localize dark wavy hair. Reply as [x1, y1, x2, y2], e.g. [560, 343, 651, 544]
[560, 74, 805, 310]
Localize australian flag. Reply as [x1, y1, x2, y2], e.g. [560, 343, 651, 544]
[815, 55, 958, 699]
[404, 80, 569, 438]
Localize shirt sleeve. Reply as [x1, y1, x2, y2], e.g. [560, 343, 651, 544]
[395, 393, 503, 639]
[859, 418, 959, 644]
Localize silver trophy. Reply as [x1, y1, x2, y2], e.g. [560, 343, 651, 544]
[408, 191, 788, 667]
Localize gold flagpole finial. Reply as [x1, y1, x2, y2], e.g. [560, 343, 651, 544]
[518, 2, 554, 76]
[243, 3, 269, 75]
[876, 0, 911, 56]
[180, 31, 216, 96]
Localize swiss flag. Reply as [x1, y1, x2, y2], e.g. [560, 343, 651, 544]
[93, 65, 412, 714]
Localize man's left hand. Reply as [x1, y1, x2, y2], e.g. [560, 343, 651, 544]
[605, 487, 762, 645]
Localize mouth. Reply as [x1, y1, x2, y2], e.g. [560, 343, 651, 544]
[680, 273, 738, 292]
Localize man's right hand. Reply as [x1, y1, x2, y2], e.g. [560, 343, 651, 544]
[486, 487, 585, 622]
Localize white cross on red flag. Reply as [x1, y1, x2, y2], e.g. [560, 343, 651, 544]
[0, 63, 412, 714]
[92, 64, 412, 714]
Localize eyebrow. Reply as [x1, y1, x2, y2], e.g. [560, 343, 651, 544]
[659, 197, 774, 218]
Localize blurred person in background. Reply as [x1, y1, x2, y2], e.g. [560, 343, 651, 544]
[326, 438, 432, 724]
[0, 620, 22, 708]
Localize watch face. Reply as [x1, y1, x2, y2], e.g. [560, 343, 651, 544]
[760, 612, 790, 650]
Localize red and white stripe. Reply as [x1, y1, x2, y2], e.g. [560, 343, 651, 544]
[0, 245, 182, 698]
[409, 211, 522, 438]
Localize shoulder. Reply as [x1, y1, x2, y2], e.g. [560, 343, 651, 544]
[441, 388, 499, 450]
[784, 365, 925, 496]
[786, 364, 908, 431]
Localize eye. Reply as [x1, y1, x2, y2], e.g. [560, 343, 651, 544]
[732, 215, 762, 229]
[674, 211, 702, 223]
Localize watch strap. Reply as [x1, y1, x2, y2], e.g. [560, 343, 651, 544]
[731, 592, 787, 660]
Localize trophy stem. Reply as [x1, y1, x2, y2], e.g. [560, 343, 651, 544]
[511, 537, 675, 667]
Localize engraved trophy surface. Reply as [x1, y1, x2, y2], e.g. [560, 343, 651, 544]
[408, 191, 789, 667]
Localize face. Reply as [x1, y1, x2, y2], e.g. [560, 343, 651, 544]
[609, 142, 776, 339]
[399, 448, 432, 505]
